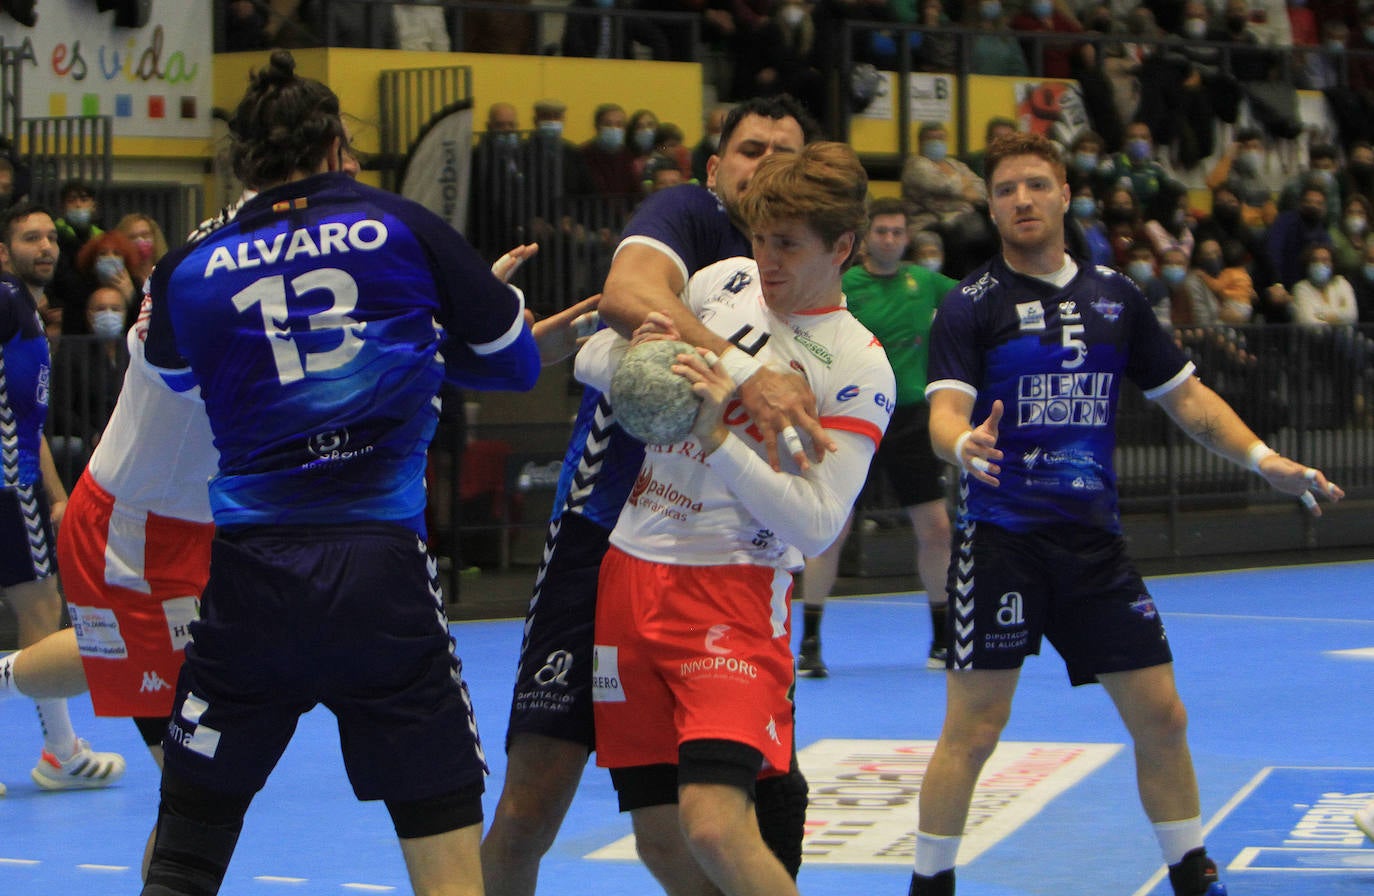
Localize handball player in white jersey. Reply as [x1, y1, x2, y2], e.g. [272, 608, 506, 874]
[574, 141, 895, 896]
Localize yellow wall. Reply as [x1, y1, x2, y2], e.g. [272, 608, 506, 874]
[209, 49, 702, 199]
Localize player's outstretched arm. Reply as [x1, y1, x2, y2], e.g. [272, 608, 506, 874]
[531, 294, 601, 367]
[1155, 376, 1344, 516]
[930, 390, 1004, 487]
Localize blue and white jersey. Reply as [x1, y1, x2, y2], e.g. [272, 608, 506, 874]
[146, 172, 539, 533]
[550, 184, 751, 530]
[0, 274, 50, 488]
[926, 257, 1194, 534]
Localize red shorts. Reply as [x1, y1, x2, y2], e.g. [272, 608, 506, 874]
[592, 547, 795, 775]
[57, 475, 214, 717]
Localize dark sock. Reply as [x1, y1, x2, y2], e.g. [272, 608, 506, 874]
[929, 603, 948, 649]
[802, 605, 823, 643]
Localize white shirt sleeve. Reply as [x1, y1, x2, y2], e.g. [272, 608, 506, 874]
[573, 327, 630, 393]
[705, 429, 875, 557]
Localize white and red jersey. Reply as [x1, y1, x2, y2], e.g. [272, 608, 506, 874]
[576, 257, 896, 571]
[83, 306, 216, 523]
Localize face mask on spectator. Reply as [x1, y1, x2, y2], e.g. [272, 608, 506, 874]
[705, 133, 720, 151]
[1183, 17, 1207, 39]
[537, 120, 563, 138]
[979, 1, 1001, 20]
[133, 236, 156, 262]
[1310, 169, 1335, 189]
[594, 0, 614, 7]
[780, 4, 806, 27]
[1365, 27, 1374, 45]
[633, 128, 656, 153]
[1300, 205, 1325, 225]
[1327, 39, 1345, 53]
[95, 255, 125, 282]
[598, 126, 625, 150]
[918, 256, 944, 272]
[1212, 202, 1240, 225]
[1226, 13, 1247, 31]
[922, 140, 947, 162]
[1346, 214, 1368, 236]
[1073, 151, 1098, 172]
[66, 207, 92, 228]
[91, 309, 124, 341]
[1237, 150, 1263, 174]
[493, 131, 519, 149]
[1200, 257, 1223, 276]
[1071, 197, 1097, 218]
[1030, 0, 1052, 18]
[1308, 262, 1332, 285]
[1126, 139, 1151, 163]
[1363, 263, 1374, 281]
[1127, 260, 1155, 282]
[1160, 264, 1187, 286]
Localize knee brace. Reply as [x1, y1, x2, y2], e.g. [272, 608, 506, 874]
[754, 760, 808, 879]
[141, 770, 252, 896]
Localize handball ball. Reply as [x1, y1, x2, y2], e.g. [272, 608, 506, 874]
[610, 340, 702, 445]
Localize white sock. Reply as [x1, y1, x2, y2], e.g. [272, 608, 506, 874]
[0, 651, 19, 698]
[1154, 816, 1203, 866]
[914, 831, 962, 877]
[34, 698, 78, 757]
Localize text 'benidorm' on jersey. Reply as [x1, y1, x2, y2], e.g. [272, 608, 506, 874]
[926, 257, 1193, 533]
[146, 172, 537, 532]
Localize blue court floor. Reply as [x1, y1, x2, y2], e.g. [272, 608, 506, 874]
[1, 560, 1372, 895]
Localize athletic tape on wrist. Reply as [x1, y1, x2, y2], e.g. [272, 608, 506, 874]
[1246, 441, 1277, 473]
[719, 349, 762, 388]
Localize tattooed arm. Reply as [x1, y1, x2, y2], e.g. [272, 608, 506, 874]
[1154, 376, 1344, 514]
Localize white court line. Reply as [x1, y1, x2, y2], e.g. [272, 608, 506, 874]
[0, 858, 40, 866]
[1148, 560, 1374, 579]
[1130, 766, 1277, 896]
[1163, 611, 1374, 625]
[254, 875, 309, 884]
[341, 885, 397, 892]
[76, 864, 130, 872]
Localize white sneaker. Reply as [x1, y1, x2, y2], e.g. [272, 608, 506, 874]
[31, 738, 127, 790]
[1355, 800, 1374, 842]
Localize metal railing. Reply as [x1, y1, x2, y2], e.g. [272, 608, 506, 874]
[100, 182, 205, 249]
[42, 322, 1374, 598]
[20, 115, 113, 209]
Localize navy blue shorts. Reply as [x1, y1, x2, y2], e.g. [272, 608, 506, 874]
[505, 511, 607, 752]
[162, 523, 488, 805]
[946, 521, 1173, 686]
[872, 403, 946, 507]
[0, 485, 55, 586]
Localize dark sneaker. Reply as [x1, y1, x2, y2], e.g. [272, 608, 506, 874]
[1168, 847, 1227, 896]
[909, 869, 955, 896]
[797, 636, 828, 678]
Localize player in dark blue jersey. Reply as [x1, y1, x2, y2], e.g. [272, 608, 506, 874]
[910, 132, 1344, 896]
[483, 96, 827, 896]
[0, 203, 128, 794]
[138, 52, 539, 896]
